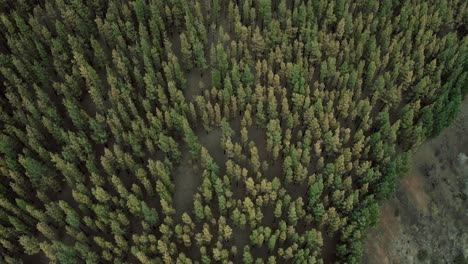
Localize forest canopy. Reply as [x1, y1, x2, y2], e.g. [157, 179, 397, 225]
[0, 0, 466, 263]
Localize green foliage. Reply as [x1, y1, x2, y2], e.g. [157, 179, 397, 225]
[141, 201, 158, 225]
[19, 236, 40, 255]
[0, 0, 465, 263]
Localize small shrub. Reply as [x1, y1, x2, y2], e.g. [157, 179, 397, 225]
[417, 249, 428, 261]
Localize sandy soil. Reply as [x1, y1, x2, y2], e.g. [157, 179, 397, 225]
[173, 148, 202, 220]
[363, 98, 468, 263]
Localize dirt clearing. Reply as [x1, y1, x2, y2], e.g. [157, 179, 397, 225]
[363, 99, 468, 263]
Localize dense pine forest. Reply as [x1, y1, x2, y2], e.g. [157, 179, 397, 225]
[0, 0, 466, 263]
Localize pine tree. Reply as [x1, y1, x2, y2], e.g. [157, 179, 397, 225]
[274, 200, 282, 221]
[19, 235, 40, 255]
[180, 32, 193, 70]
[141, 201, 158, 225]
[243, 246, 254, 264]
[287, 202, 298, 225]
[58, 201, 81, 230]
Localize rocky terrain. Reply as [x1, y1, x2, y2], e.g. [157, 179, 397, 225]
[363, 99, 468, 263]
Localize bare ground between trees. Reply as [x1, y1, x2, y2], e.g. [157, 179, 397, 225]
[363, 98, 468, 264]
